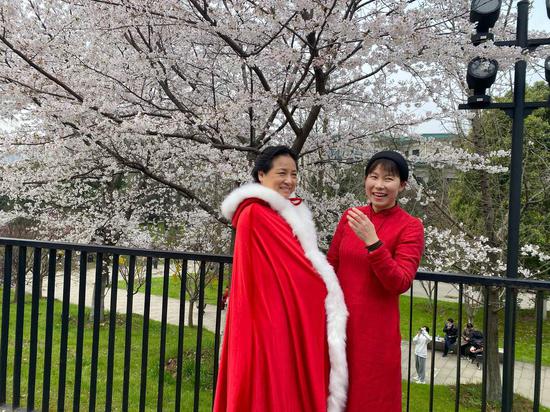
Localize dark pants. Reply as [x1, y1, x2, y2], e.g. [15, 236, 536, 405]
[443, 336, 456, 356]
[460, 343, 470, 356]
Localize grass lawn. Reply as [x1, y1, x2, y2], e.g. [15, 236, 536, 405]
[404, 382, 550, 411]
[119, 275, 229, 306]
[0, 291, 215, 411]
[400, 294, 550, 366]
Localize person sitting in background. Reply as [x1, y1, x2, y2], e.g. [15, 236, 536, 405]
[460, 322, 474, 357]
[468, 330, 484, 359]
[413, 326, 432, 384]
[442, 318, 458, 357]
[468, 330, 484, 369]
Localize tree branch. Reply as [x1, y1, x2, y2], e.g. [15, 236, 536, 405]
[0, 32, 83, 102]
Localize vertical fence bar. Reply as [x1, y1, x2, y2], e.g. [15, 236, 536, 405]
[12, 246, 27, 408]
[139, 257, 153, 412]
[502, 286, 518, 412]
[405, 282, 414, 412]
[42, 248, 57, 411]
[27, 247, 42, 410]
[157, 258, 171, 412]
[454, 283, 463, 412]
[193, 261, 207, 412]
[481, 287, 489, 412]
[533, 291, 544, 412]
[122, 255, 136, 412]
[212, 262, 226, 406]
[0, 244, 13, 404]
[105, 254, 120, 412]
[57, 250, 72, 411]
[89, 252, 103, 412]
[73, 251, 88, 412]
[175, 260, 188, 412]
[429, 281, 438, 412]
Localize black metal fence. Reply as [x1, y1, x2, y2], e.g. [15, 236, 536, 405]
[0, 237, 231, 412]
[405, 271, 550, 412]
[0, 237, 548, 411]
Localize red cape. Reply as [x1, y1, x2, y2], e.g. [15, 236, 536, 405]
[214, 198, 330, 411]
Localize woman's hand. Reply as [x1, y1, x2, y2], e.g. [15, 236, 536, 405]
[346, 207, 380, 246]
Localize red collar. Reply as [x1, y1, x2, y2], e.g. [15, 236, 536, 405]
[366, 203, 400, 217]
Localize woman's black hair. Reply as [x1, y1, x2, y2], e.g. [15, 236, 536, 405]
[423, 326, 430, 334]
[251, 145, 298, 183]
[365, 158, 401, 180]
[364, 150, 409, 181]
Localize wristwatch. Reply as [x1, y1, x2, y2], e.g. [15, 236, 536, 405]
[366, 240, 383, 252]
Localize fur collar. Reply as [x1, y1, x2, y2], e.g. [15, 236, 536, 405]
[221, 183, 349, 412]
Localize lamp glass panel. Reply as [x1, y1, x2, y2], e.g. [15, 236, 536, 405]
[471, 0, 500, 14]
[469, 59, 497, 79]
[546, 57, 550, 70]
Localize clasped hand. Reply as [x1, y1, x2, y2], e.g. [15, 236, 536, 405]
[346, 207, 380, 247]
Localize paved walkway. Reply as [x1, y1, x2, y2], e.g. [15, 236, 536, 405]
[26, 267, 223, 332]
[33, 270, 550, 408]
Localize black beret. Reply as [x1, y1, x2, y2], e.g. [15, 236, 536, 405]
[365, 150, 409, 181]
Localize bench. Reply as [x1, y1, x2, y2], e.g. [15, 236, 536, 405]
[426, 338, 503, 362]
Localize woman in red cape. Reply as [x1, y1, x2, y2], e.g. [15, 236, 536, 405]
[327, 151, 424, 411]
[214, 146, 348, 412]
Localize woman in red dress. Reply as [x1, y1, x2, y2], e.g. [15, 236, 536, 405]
[327, 151, 424, 411]
[214, 146, 348, 412]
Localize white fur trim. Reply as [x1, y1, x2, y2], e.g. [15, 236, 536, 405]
[221, 183, 348, 412]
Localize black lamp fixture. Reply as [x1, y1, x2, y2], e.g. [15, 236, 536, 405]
[466, 57, 499, 106]
[545, 57, 550, 84]
[470, 0, 502, 44]
[547, 0, 550, 18]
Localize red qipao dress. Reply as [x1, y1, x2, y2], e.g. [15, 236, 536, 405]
[327, 204, 424, 411]
[214, 184, 349, 412]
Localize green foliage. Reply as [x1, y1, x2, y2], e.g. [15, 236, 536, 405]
[448, 82, 550, 278]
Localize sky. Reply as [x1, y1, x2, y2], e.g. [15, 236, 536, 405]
[531, 0, 548, 30]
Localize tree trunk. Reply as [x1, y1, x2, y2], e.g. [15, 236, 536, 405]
[39, 256, 48, 299]
[420, 280, 435, 309]
[188, 299, 195, 327]
[12, 271, 18, 304]
[472, 114, 502, 401]
[486, 287, 502, 402]
[464, 286, 482, 324]
[89, 262, 110, 322]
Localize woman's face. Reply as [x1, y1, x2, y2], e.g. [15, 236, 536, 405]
[364, 164, 405, 212]
[258, 155, 298, 198]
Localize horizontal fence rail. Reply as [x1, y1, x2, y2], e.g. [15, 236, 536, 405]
[0, 237, 548, 411]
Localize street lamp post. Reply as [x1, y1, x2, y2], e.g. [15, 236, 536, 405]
[459, 1, 550, 411]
